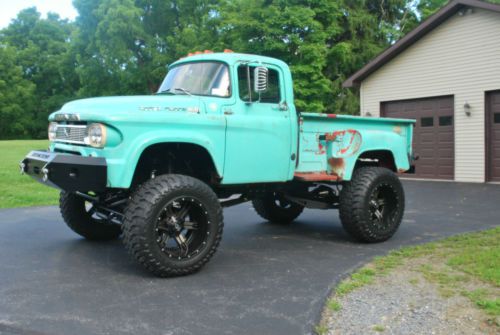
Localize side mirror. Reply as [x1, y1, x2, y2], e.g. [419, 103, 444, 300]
[253, 66, 268, 93]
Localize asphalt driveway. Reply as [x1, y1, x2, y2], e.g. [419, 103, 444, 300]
[0, 180, 498, 335]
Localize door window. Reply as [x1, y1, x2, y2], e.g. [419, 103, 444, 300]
[237, 65, 281, 103]
[439, 116, 453, 126]
[494, 113, 500, 124]
[420, 117, 434, 127]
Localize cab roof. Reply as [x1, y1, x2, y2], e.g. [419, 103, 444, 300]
[170, 52, 289, 70]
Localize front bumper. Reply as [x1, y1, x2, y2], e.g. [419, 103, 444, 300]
[21, 150, 107, 192]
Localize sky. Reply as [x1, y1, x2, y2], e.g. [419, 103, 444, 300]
[0, 0, 78, 29]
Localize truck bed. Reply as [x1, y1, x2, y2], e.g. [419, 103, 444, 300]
[295, 113, 415, 182]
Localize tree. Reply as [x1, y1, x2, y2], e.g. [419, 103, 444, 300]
[72, 0, 221, 97]
[0, 0, 478, 139]
[320, 0, 420, 114]
[1, 7, 79, 138]
[216, 0, 332, 112]
[216, 0, 420, 114]
[0, 45, 36, 139]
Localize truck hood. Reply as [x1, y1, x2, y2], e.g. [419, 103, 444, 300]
[50, 95, 204, 122]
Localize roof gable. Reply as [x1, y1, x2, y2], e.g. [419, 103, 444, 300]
[343, 0, 500, 88]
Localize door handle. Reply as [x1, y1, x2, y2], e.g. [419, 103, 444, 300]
[279, 102, 288, 111]
[271, 103, 289, 112]
[224, 109, 233, 115]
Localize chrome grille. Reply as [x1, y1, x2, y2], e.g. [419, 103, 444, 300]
[55, 125, 87, 144]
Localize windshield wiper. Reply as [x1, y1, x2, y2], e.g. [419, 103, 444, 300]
[156, 88, 176, 95]
[173, 87, 193, 96]
[156, 87, 193, 96]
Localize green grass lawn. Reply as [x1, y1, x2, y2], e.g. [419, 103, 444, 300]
[0, 140, 59, 208]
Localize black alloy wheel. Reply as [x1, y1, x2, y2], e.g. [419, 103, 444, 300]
[154, 196, 210, 260]
[367, 183, 399, 231]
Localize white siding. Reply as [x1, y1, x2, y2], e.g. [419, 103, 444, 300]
[360, 8, 500, 182]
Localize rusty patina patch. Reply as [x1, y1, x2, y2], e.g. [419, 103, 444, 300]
[294, 172, 340, 182]
[317, 142, 326, 155]
[328, 157, 345, 178]
[324, 129, 362, 158]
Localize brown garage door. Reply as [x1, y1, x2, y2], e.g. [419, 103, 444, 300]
[381, 96, 454, 180]
[487, 91, 500, 182]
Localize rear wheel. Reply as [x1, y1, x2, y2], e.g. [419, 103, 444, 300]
[122, 174, 223, 277]
[59, 192, 122, 241]
[252, 192, 304, 224]
[339, 167, 404, 242]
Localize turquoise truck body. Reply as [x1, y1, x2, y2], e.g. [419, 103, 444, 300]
[46, 52, 414, 188]
[22, 52, 415, 277]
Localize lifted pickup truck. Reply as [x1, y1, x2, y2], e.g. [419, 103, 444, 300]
[22, 52, 414, 277]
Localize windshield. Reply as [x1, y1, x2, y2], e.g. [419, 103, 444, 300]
[158, 62, 231, 98]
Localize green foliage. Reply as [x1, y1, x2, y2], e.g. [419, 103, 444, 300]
[0, 46, 35, 138]
[217, 0, 332, 112]
[335, 268, 376, 296]
[0, 8, 78, 139]
[444, 230, 500, 286]
[327, 299, 342, 312]
[314, 324, 328, 335]
[0, 0, 457, 138]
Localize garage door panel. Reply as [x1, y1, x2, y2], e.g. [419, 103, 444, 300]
[438, 160, 454, 168]
[438, 132, 453, 142]
[491, 94, 500, 104]
[419, 168, 436, 176]
[491, 168, 500, 180]
[487, 91, 500, 181]
[420, 133, 435, 143]
[419, 151, 436, 159]
[438, 167, 453, 176]
[421, 100, 435, 111]
[438, 150, 453, 158]
[382, 96, 454, 180]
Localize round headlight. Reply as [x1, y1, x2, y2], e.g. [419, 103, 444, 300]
[87, 123, 107, 148]
[48, 122, 58, 141]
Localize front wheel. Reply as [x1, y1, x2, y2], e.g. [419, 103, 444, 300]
[122, 174, 223, 277]
[339, 167, 405, 243]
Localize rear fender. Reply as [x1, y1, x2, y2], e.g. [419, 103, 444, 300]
[326, 130, 410, 181]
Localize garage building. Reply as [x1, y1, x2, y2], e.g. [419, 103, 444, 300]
[343, 0, 500, 182]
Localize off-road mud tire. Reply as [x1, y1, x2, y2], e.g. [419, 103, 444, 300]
[252, 192, 304, 224]
[339, 167, 405, 243]
[59, 191, 122, 241]
[122, 174, 223, 277]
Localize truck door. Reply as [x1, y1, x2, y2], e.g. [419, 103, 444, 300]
[222, 64, 293, 184]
